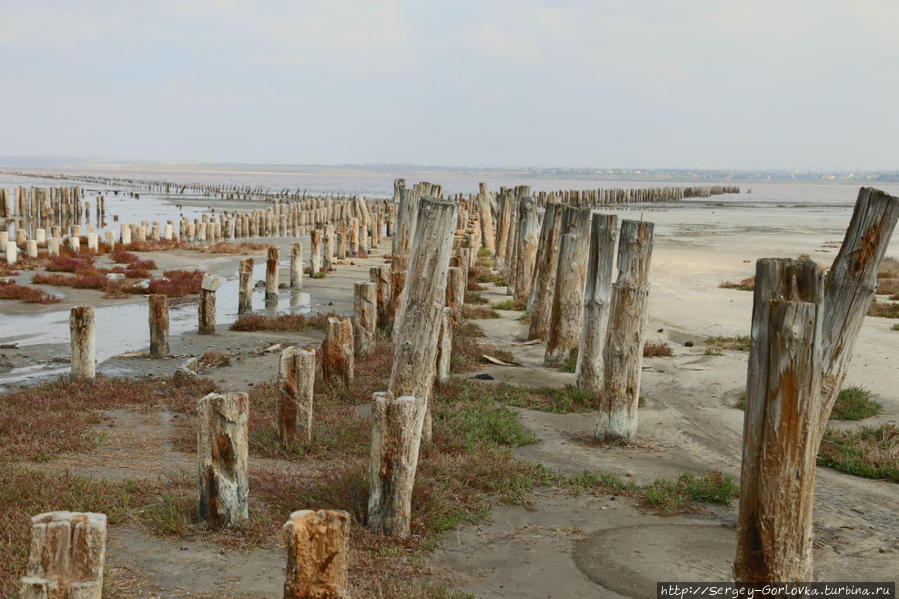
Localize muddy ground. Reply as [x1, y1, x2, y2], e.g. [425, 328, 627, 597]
[2, 207, 897, 598]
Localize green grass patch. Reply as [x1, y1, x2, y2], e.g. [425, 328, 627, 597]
[831, 386, 882, 421]
[477, 248, 493, 258]
[706, 335, 750, 352]
[817, 424, 897, 482]
[892, 323, 899, 331]
[464, 290, 488, 305]
[642, 471, 739, 513]
[491, 298, 527, 311]
[437, 403, 537, 451]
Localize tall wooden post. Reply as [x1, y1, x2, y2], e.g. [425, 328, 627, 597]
[368, 197, 457, 538]
[199, 273, 219, 334]
[353, 281, 377, 357]
[70, 307, 96, 380]
[445, 266, 465, 329]
[266, 246, 279, 306]
[197, 392, 249, 526]
[513, 195, 538, 302]
[594, 220, 654, 441]
[528, 203, 562, 340]
[389, 185, 419, 324]
[369, 265, 391, 329]
[575, 214, 617, 391]
[543, 233, 586, 366]
[148, 294, 169, 358]
[309, 229, 322, 274]
[735, 187, 899, 582]
[278, 348, 315, 448]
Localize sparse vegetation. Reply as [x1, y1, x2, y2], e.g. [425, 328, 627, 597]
[642, 471, 739, 512]
[643, 342, 674, 357]
[719, 276, 755, 291]
[477, 248, 493, 257]
[461, 305, 500, 319]
[817, 424, 898, 482]
[706, 335, 751, 352]
[0, 279, 60, 304]
[437, 380, 598, 414]
[464, 290, 488, 305]
[831, 386, 882, 421]
[491, 298, 527, 311]
[467, 280, 486, 291]
[867, 299, 899, 318]
[230, 310, 338, 332]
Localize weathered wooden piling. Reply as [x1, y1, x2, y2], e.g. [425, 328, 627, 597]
[369, 265, 391, 329]
[238, 258, 253, 315]
[353, 281, 377, 357]
[310, 229, 322, 275]
[543, 233, 586, 366]
[389, 184, 419, 323]
[527, 203, 563, 339]
[69, 306, 96, 380]
[290, 242, 303, 289]
[197, 392, 249, 526]
[278, 348, 315, 448]
[513, 195, 538, 302]
[575, 214, 618, 391]
[436, 307, 452, 382]
[266, 247, 279, 305]
[445, 266, 465, 329]
[734, 187, 899, 583]
[321, 316, 354, 384]
[282, 509, 349, 599]
[367, 393, 417, 538]
[148, 294, 169, 358]
[594, 220, 654, 441]
[20, 511, 107, 599]
[199, 273, 220, 334]
[368, 196, 457, 537]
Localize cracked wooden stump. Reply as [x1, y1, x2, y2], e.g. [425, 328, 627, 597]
[367, 393, 417, 538]
[69, 306, 95, 380]
[238, 258, 253, 315]
[353, 281, 377, 358]
[282, 509, 350, 599]
[322, 316, 354, 385]
[543, 232, 587, 367]
[197, 392, 249, 526]
[278, 348, 315, 448]
[20, 511, 107, 599]
[198, 273, 220, 334]
[148, 294, 169, 358]
[594, 220, 654, 442]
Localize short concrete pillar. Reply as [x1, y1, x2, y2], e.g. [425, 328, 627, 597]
[197, 392, 249, 526]
[282, 509, 349, 599]
[20, 511, 107, 599]
[70, 307, 96, 380]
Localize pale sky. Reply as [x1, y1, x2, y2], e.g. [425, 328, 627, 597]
[1, 1, 896, 170]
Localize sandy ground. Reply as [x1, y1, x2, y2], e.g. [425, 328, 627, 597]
[2, 200, 898, 597]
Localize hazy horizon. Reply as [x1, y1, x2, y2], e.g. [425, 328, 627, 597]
[1, 2, 896, 171]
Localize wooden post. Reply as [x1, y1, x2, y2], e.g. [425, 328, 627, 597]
[367, 393, 417, 538]
[436, 307, 452, 382]
[324, 224, 334, 271]
[389, 186, 419, 323]
[735, 187, 899, 582]
[575, 214, 617, 391]
[20, 511, 107, 599]
[478, 182, 495, 253]
[543, 233, 587, 366]
[148, 294, 169, 358]
[278, 348, 315, 448]
[513, 195, 538, 302]
[594, 220, 655, 441]
[290, 242, 303, 289]
[528, 203, 562, 340]
[282, 509, 350, 599]
[70, 307, 95, 380]
[266, 246, 279, 306]
[199, 273, 220, 334]
[321, 316, 354, 384]
[369, 265, 391, 329]
[238, 258, 253, 315]
[445, 266, 465, 329]
[353, 281, 377, 357]
[310, 229, 322, 274]
[197, 392, 249, 526]
[368, 197, 457, 537]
